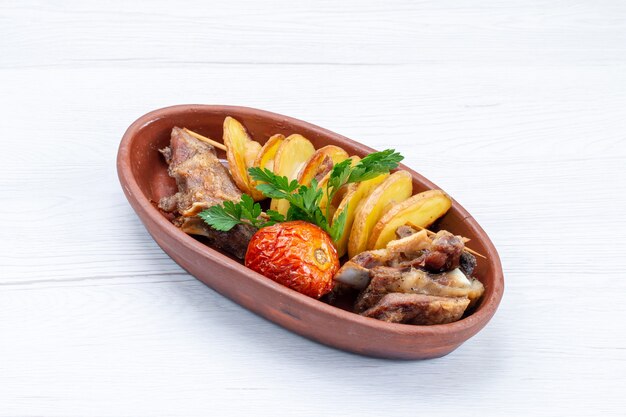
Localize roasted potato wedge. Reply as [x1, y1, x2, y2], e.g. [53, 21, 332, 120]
[223, 117, 264, 200]
[253, 133, 285, 172]
[331, 173, 389, 257]
[297, 145, 349, 186]
[249, 134, 285, 197]
[368, 189, 452, 250]
[348, 170, 413, 258]
[270, 134, 316, 215]
[245, 142, 262, 169]
[316, 171, 332, 215]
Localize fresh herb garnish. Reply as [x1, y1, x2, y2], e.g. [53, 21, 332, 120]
[324, 149, 403, 220]
[198, 193, 285, 231]
[199, 149, 403, 243]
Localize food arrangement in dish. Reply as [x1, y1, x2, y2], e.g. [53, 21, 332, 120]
[158, 118, 485, 326]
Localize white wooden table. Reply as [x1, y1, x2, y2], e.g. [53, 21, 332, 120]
[1, 1, 625, 416]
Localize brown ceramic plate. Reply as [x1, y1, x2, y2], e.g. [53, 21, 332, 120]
[117, 105, 504, 359]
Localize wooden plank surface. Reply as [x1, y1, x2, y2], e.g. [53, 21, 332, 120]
[1, 1, 625, 416]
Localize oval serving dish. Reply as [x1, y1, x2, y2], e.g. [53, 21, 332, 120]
[117, 105, 504, 359]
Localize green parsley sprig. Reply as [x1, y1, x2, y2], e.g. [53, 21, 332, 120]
[199, 149, 403, 243]
[198, 194, 285, 231]
[323, 149, 404, 220]
[248, 169, 347, 241]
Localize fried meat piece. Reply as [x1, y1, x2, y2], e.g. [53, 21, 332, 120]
[159, 127, 242, 217]
[361, 293, 470, 325]
[159, 127, 254, 259]
[354, 266, 484, 314]
[176, 217, 256, 260]
[334, 230, 468, 289]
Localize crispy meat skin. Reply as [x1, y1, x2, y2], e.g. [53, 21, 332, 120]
[159, 127, 242, 217]
[361, 293, 470, 325]
[159, 127, 254, 259]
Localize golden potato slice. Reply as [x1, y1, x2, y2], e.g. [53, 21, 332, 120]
[316, 171, 332, 214]
[223, 117, 264, 200]
[318, 178, 357, 226]
[297, 145, 349, 186]
[331, 173, 389, 257]
[253, 134, 285, 172]
[348, 170, 413, 258]
[368, 190, 452, 250]
[245, 142, 262, 169]
[270, 134, 316, 215]
[248, 134, 285, 199]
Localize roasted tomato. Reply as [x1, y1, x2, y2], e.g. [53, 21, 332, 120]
[245, 221, 339, 298]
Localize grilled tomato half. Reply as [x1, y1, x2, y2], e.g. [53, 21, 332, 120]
[245, 221, 339, 298]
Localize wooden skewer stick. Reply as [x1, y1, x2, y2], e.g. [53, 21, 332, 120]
[464, 247, 487, 259]
[183, 128, 228, 152]
[407, 222, 487, 259]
